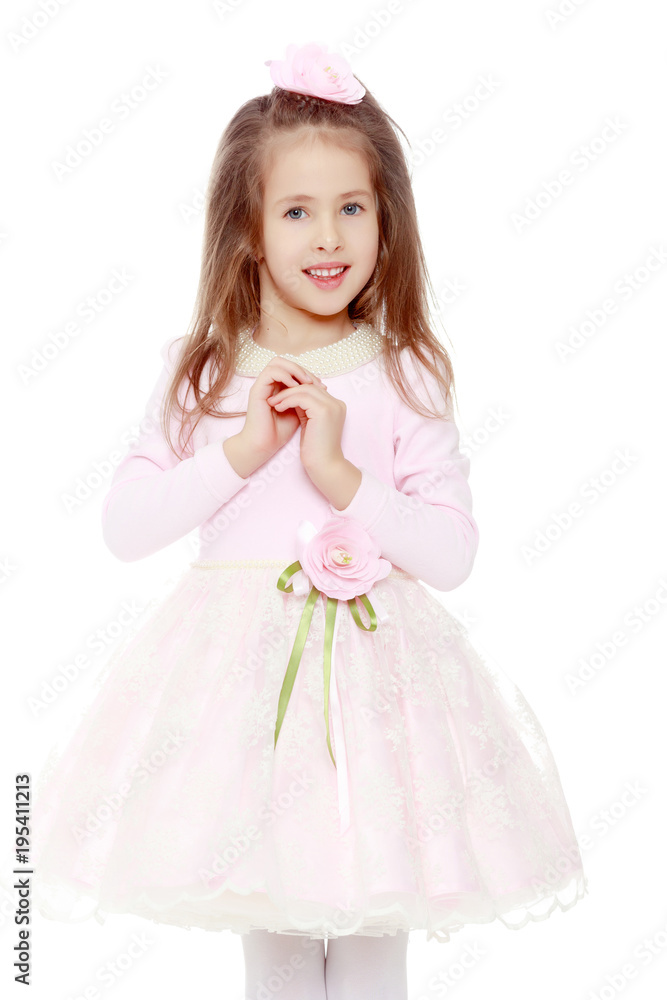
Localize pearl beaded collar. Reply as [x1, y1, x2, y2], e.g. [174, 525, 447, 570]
[234, 322, 386, 378]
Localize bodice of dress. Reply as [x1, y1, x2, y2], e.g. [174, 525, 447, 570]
[101, 324, 479, 592]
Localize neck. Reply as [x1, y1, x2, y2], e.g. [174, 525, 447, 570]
[252, 321, 357, 354]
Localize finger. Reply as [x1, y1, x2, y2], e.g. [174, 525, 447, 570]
[270, 388, 310, 409]
[266, 357, 324, 386]
[270, 386, 331, 411]
[270, 382, 329, 403]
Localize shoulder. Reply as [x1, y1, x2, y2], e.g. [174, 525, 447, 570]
[159, 334, 187, 371]
[156, 334, 245, 407]
[382, 345, 453, 420]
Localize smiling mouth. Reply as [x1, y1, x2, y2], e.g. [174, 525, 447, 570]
[303, 266, 350, 279]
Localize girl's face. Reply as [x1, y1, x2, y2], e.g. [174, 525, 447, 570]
[258, 135, 379, 324]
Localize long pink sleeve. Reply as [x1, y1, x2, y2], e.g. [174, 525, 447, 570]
[101, 337, 250, 562]
[327, 353, 479, 592]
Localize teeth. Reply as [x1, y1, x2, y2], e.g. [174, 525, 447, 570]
[306, 266, 346, 277]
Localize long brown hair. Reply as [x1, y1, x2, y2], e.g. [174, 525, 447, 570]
[161, 82, 459, 458]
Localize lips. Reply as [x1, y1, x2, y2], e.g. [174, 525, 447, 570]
[303, 266, 350, 290]
[303, 266, 349, 277]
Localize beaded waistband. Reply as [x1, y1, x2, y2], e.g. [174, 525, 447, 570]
[190, 557, 416, 580]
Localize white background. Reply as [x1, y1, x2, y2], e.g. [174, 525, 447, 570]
[1, 0, 666, 997]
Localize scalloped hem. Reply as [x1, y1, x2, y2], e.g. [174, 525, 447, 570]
[29, 869, 589, 944]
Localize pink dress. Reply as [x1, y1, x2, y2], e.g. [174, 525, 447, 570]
[27, 322, 588, 942]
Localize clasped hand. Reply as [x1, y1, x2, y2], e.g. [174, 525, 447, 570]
[240, 355, 348, 483]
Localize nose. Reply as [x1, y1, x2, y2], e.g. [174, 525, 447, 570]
[314, 212, 344, 253]
[315, 237, 343, 255]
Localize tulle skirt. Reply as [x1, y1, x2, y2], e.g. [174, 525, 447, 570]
[21, 559, 588, 943]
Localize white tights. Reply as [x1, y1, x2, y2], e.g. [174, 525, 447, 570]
[241, 927, 409, 1000]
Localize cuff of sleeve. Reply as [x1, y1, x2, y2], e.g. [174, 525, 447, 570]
[193, 438, 249, 504]
[328, 466, 389, 530]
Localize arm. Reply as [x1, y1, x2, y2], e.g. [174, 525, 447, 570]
[326, 353, 479, 591]
[101, 337, 250, 562]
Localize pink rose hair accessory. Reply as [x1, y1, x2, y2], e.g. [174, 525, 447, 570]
[265, 42, 366, 105]
[274, 518, 391, 834]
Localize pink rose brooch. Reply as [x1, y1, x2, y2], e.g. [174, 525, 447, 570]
[274, 519, 391, 833]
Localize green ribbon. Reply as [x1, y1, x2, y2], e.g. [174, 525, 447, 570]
[275, 560, 379, 768]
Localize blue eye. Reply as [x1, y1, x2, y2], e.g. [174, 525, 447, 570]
[284, 203, 364, 220]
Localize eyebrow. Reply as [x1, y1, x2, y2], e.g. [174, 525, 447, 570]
[274, 189, 373, 208]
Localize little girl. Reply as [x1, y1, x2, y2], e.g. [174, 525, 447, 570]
[28, 41, 588, 999]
